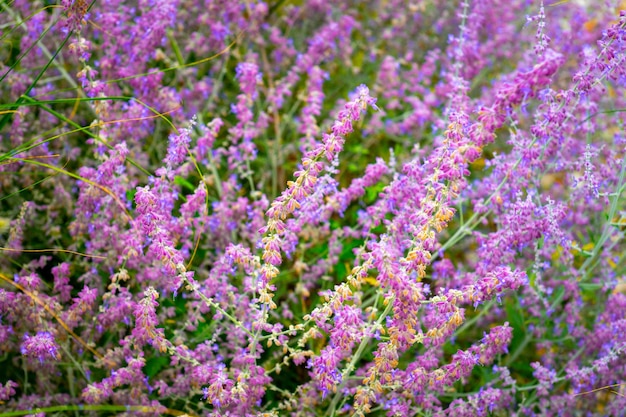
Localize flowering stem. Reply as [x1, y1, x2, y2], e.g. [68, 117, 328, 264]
[453, 298, 497, 337]
[579, 152, 626, 279]
[0, 272, 109, 366]
[182, 276, 254, 338]
[325, 294, 393, 417]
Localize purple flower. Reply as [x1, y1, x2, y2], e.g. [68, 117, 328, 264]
[20, 332, 60, 363]
[235, 63, 262, 98]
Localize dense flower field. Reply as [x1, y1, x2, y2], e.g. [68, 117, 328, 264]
[1, 0, 625, 416]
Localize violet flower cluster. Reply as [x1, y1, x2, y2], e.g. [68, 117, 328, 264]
[1, 1, 626, 416]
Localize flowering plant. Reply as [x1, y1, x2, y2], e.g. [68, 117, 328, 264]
[1, 1, 625, 416]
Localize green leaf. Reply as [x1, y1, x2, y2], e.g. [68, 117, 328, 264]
[174, 176, 196, 191]
[144, 356, 169, 378]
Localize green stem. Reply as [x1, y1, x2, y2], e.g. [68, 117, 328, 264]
[579, 153, 626, 280]
[182, 276, 254, 338]
[0, 405, 188, 417]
